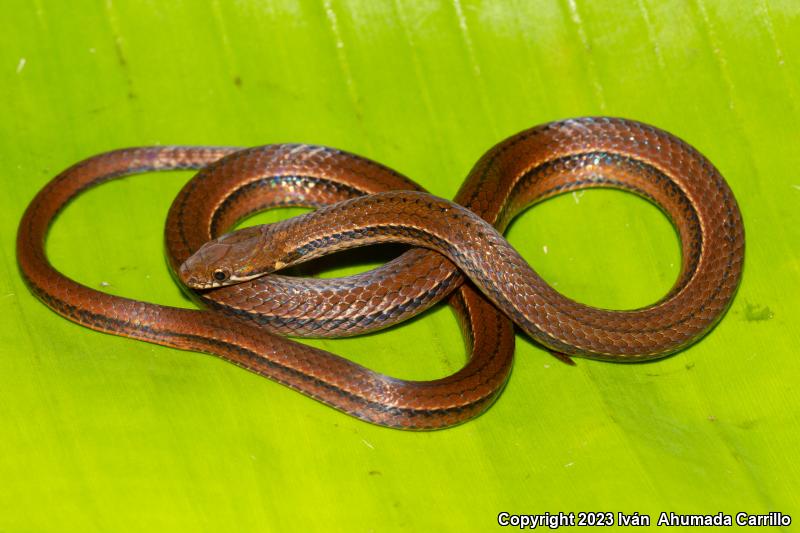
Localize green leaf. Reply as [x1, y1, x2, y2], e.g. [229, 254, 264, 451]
[1, 0, 798, 530]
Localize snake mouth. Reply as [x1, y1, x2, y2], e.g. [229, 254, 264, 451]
[182, 277, 220, 290]
[228, 272, 263, 283]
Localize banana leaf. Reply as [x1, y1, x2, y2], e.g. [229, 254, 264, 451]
[1, 0, 798, 530]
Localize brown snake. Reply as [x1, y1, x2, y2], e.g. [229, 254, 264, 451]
[17, 118, 744, 429]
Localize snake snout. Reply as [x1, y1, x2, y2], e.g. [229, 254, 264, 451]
[178, 255, 216, 289]
[178, 262, 200, 288]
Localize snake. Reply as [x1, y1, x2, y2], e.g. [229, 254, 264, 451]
[16, 117, 744, 429]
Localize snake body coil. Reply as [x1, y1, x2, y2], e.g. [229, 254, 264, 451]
[17, 118, 744, 429]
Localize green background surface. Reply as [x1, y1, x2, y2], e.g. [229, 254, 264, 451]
[2, 1, 798, 531]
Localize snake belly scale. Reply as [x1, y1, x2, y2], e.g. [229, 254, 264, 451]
[17, 118, 744, 429]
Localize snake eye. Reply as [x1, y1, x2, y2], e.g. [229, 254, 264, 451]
[213, 269, 229, 282]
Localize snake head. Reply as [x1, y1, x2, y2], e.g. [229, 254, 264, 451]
[179, 225, 268, 289]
